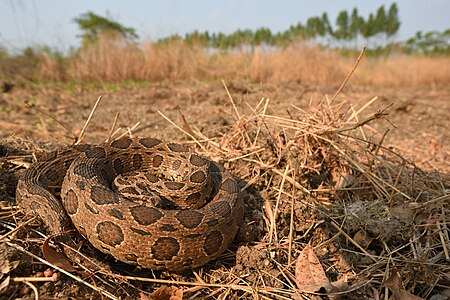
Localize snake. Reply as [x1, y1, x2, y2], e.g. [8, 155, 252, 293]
[16, 136, 244, 270]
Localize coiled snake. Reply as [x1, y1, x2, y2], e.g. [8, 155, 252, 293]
[16, 137, 244, 270]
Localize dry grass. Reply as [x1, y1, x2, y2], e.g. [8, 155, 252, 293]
[356, 55, 450, 87]
[16, 35, 449, 87]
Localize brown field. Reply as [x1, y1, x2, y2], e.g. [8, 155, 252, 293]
[0, 44, 449, 299]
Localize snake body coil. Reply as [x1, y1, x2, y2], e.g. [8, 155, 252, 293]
[16, 137, 244, 270]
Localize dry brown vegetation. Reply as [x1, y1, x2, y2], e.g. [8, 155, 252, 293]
[5, 35, 450, 87]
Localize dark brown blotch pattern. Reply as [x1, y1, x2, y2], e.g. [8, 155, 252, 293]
[210, 201, 232, 218]
[151, 237, 180, 260]
[220, 178, 240, 194]
[189, 170, 206, 183]
[130, 227, 151, 236]
[203, 230, 223, 256]
[175, 210, 204, 229]
[164, 182, 185, 190]
[130, 206, 163, 225]
[145, 173, 159, 183]
[160, 224, 177, 232]
[84, 202, 98, 214]
[96, 221, 124, 247]
[139, 137, 161, 148]
[167, 143, 190, 152]
[90, 185, 119, 205]
[189, 154, 207, 166]
[108, 208, 125, 220]
[152, 155, 163, 167]
[185, 233, 201, 239]
[110, 137, 133, 149]
[64, 189, 79, 215]
[132, 154, 143, 169]
[184, 192, 202, 205]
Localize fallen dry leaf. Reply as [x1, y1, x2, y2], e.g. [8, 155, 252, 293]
[295, 243, 333, 293]
[42, 235, 77, 273]
[385, 269, 425, 300]
[149, 286, 183, 300]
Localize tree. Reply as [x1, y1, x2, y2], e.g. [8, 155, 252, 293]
[406, 29, 450, 55]
[375, 6, 386, 35]
[290, 22, 307, 40]
[362, 13, 376, 41]
[349, 8, 365, 43]
[334, 10, 350, 42]
[385, 3, 400, 38]
[73, 11, 138, 48]
[375, 5, 387, 45]
[321, 13, 332, 36]
[252, 27, 273, 46]
[306, 16, 325, 39]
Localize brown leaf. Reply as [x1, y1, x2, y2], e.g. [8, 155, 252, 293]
[353, 230, 373, 249]
[295, 243, 333, 293]
[385, 269, 425, 300]
[42, 235, 77, 273]
[149, 286, 183, 300]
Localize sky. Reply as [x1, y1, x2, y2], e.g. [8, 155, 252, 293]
[0, 0, 449, 53]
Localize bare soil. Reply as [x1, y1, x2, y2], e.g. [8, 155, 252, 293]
[0, 80, 449, 299]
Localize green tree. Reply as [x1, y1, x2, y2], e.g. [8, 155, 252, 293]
[289, 22, 307, 40]
[385, 3, 400, 38]
[306, 16, 325, 39]
[252, 27, 273, 46]
[321, 13, 332, 36]
[234, 29, 253, 46]
[73, 11, 138, 48]
[334, 10, 350, 42]
[362, 13, 376, 40]
[375, 6, 386, 34]
[406, 29, 450, 54]
[349, 8, 365, 42]
[375, 5, 387, 45]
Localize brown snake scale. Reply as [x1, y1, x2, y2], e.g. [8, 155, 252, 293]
[16, 137, 244, 270]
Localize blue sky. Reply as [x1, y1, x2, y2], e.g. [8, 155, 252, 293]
[0, 0, 449, 52]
